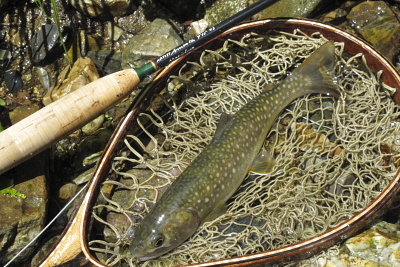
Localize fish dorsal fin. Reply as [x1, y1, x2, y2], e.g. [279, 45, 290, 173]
[248, 147, 276, 174]
[202, 201, 227, 224]
[214, 113, 233, 139]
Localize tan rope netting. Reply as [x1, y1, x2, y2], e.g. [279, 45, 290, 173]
[88, 30, 400, 266]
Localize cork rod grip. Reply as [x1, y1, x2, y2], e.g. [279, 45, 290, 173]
[0, 69, 141, 174]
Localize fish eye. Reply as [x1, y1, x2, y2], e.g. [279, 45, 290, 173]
[151, 234, 164, 248]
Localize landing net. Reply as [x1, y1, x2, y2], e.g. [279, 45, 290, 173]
[88, 30, 400, 267]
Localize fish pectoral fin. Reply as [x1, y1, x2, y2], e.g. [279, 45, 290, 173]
[263, 83, 273, 91]
[202, 202, 227, 224]
[248, 148, 276, 174]
[214, 113, 233, 139]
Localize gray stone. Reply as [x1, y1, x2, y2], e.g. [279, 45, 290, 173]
[86, 50, 122, 74]
[72, 167, 95, 185]
[35, 67, 52, 93]
[205, 0, 248, 27]
[31, 24, 73, 66]
[121, 19, 183, 69]
[4, 70, 24, 93]
[0, 49, 11, 68]
[256, 0, 326, 19]
[82, 114, 105, 135]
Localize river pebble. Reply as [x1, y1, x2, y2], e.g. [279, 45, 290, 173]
[4, 70, 24, 93]
[121, 18, 184, 69]
[31, 24, 73, 66]
[42, 57, 100, 105]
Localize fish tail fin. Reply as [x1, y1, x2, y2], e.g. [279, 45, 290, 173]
[293, 41, 340, 98]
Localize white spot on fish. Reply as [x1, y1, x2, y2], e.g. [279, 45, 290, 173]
[205, 198, 209, 203]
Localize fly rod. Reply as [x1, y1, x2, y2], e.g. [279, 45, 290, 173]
[0, 0, 278, 174]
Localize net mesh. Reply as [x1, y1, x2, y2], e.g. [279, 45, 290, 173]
[88, 30, 400, 267]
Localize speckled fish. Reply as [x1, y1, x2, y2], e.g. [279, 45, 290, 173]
[129, 42, 340, 261]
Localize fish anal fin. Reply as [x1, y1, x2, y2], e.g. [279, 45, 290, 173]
[248, 148, 276, 174]
[202, 202, 227, 224]
[214, 113, 233, 139]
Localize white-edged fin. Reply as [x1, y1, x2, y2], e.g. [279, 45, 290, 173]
[248, 147, 276, 174]
[202, 201, 227, 224]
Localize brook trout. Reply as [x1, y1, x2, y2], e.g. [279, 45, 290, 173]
[129, 42, 340, 261]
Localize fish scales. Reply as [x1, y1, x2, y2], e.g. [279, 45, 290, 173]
[129, 42, 340, 261]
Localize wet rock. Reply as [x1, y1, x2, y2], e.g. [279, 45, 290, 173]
[0, 151, 48, 266]
[86, 50, 122, 74]
[31, 24, 73, 66]
[69, 0, 136, 20]
[10, 27, 28, 48]
[108, 21, 125, 41]
[325, 221, 400, 266]
[73, 128, 113, 169]
[30, 234, 60, 267]
[35, 67, 52, 92]
[104, 100, 131, 127]
[121, 18, 183, 69]
[205, 0, 248, 27]
[347, 1, 400, 63]
[4, 70, 24, 93]
[42, 57, 100, 105]
[82, 114, 105, 135]
[9, 105, 40, 125]
[59, 183, 78, 200]
[67, 30, 104, 61]
[72, 167, 95, 185]
[0, 49, 11, 68]
[105, 210, 136, 243]
[185, 19, 208, 39]
[255, 0, 327, 19]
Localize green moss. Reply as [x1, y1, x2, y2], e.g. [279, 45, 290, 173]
[0, 188, 26, 199]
